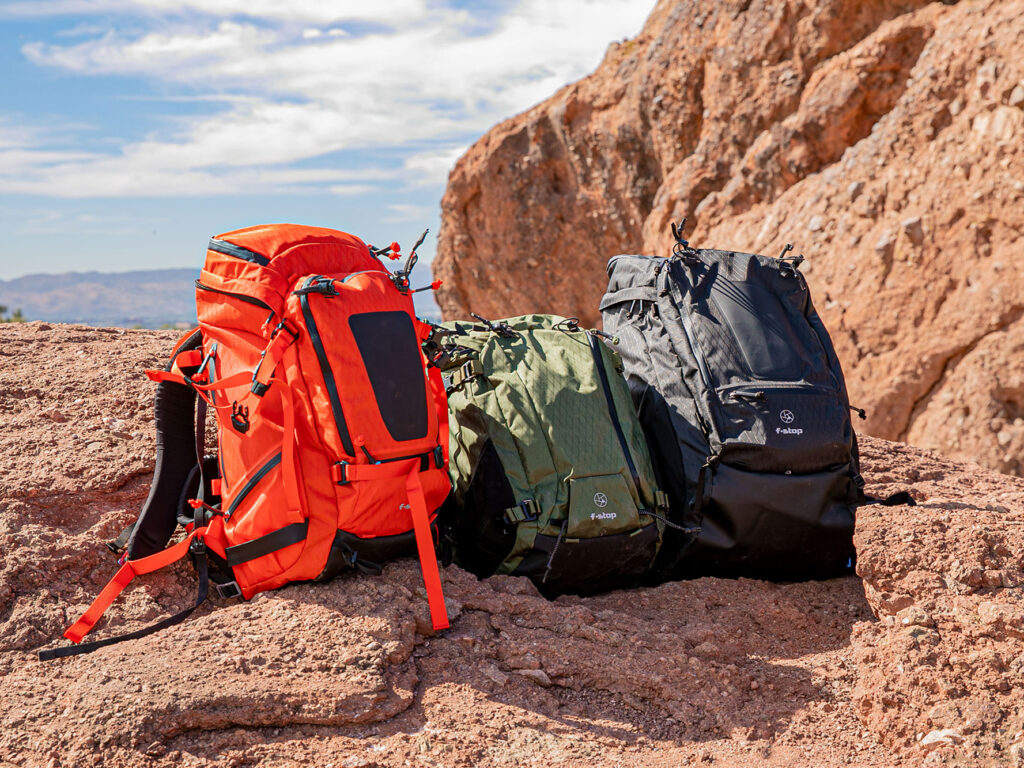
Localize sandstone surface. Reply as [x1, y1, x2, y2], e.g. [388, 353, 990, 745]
[434, 0, 1024, 476]
[3, 322, 1023, 766]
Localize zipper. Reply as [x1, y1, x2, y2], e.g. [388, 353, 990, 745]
[297, 276, 356, 457]
[585, 331, 643, 499]
[195, 280, 274, 312]
[718, 381, 834, 399]
[225, 452, 281, 518]
[665, 271, 713, 389]
[208, 238, 270, 266]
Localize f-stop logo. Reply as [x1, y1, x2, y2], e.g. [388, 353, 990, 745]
[776, 409, 804, 436]
[590, 492, 616, 521]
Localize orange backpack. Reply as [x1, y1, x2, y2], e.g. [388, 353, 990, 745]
[41, 224, 450, 660]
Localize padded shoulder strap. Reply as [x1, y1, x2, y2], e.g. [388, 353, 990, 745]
[126, 329, 204, 559]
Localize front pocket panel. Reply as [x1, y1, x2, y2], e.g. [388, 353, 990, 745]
[566, 474, 640, 538]
[712, 384, 852, 473]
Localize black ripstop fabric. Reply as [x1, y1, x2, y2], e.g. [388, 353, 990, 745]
[349, 310, 429, 442]
[601, 249, 861, 581]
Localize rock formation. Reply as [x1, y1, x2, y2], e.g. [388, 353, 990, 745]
[3, 322, 1023, 766]
[434, 0, 1024, 476]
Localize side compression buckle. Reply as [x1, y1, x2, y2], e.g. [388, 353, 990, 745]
[331, 461, 349, 485]
[504, 498, 539, 525]
[444, 359, 482, 395]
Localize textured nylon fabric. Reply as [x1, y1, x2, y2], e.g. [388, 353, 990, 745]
[440, 315, 665, 594]
[602, 251, 860, 581]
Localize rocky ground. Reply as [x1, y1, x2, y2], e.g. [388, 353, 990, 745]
[434, 0, 1024, 478]
[1, 321, 1021, 767]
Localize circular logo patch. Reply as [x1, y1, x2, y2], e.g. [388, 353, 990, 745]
[593, 492, 608, 508]
[780, 409, 795, 424]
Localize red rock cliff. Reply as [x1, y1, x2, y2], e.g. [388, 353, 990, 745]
[434, 0, 1024, 475]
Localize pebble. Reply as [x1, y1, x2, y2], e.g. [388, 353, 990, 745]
[897, 605, 934, 628]
[515, 668, 552, 687]
[847, 180, 864, 201]
[920, 728, 963, 750]
[901, 216, 925, 245]
[874, 233, 894, 256]
[1010, 84, 1024, 108]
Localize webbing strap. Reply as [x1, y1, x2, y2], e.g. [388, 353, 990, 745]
[406, 470, 449, 631]
[331, 457, 420, 484]
[504, 499, 539, 524]
[598, 286, 659, 311]
[251, 325, 297, 395]
[426, 363, 450, 466]
[39, 550, 209, 661]
[54, 517, 223, 647]
[224, 520, 309, 567]
[277, 378, 302, 514]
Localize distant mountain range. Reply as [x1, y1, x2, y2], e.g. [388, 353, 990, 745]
[0, 268, 442, 328]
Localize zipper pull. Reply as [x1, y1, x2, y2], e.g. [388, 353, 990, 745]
[589, 328, 620, 344]
[849, 404, 867, 420]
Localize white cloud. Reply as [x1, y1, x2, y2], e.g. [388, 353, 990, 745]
[384, 203, 434, 223]
[0, 0, 428, 23]
[403, 145, 468, 186]
[4, 0, 654, 198]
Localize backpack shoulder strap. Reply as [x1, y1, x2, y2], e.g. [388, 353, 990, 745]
[123, 328, 204, 559]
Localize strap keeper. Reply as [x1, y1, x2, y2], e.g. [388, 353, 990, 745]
[331, 462, 349, 485]
[655, 490, 670, 511]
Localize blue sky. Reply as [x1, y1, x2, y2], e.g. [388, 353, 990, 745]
[0, 0, 653, 287]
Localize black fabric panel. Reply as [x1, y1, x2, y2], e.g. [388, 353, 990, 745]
[176, 455, 222, 527]
[451, 439, 518, 578]
[127, 330, 202, 560]
[708, 278, 812, 380]
[224, 520, 308, 567]
[514, 522, 660, 597]
[317, 527, 421, 581]
[348, 311, 429, 442]
[676, 462, 856, 581]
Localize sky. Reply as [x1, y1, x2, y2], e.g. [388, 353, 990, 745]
[0, 0, 654, 286]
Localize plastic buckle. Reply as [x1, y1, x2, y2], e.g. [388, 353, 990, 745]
[230, 402, 250, 433]
[433, 445, 444, 469]
[272, 319, 299, 340]
[215, 581, 242, 600]
[505, 499, 539, 524]
[189, 535, 207, 556]
[333, 462, 349, 485]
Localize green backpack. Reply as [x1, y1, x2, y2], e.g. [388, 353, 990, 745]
[430, 314, 684, 595]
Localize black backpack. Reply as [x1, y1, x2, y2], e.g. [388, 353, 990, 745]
[601, 226, 883, 581]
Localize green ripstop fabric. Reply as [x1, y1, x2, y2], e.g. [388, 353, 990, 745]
[436, 314, 668, 595]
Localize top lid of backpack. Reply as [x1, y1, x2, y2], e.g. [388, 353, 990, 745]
[200, 224, 384, 317]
